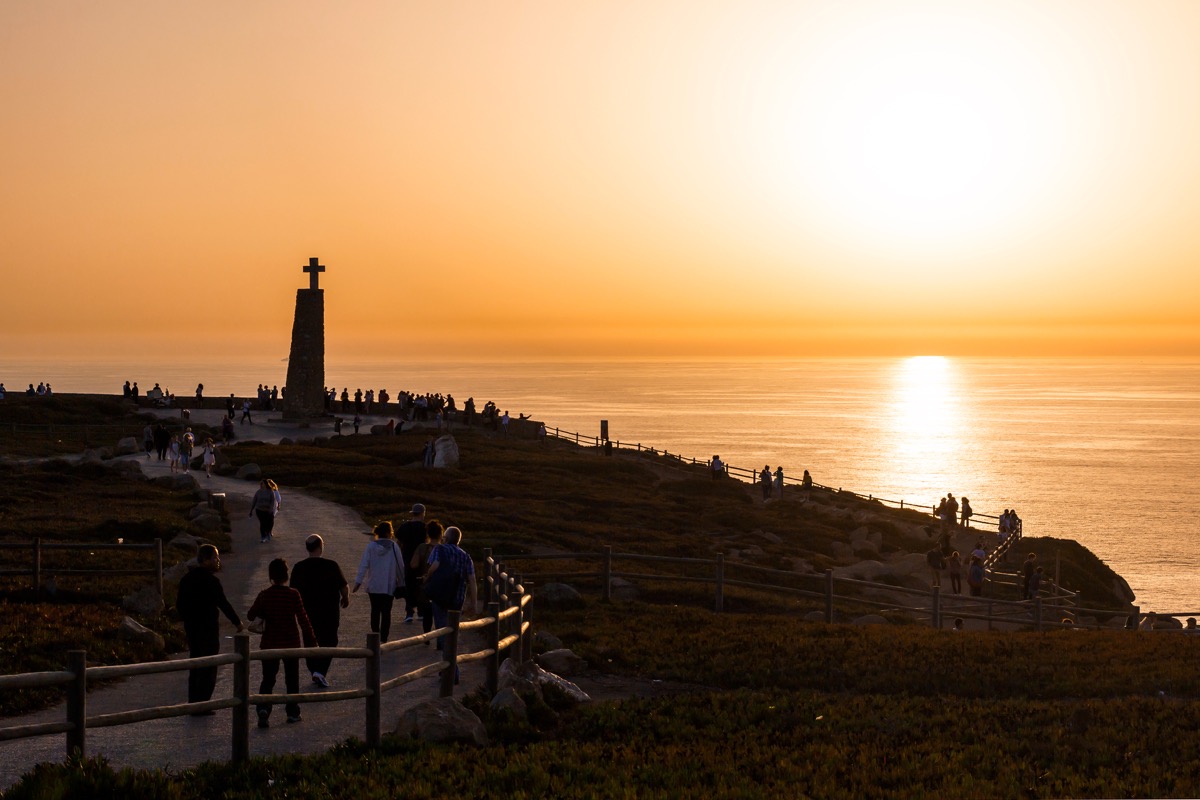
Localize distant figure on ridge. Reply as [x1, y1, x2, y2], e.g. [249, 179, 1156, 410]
[1021, 553, 1038, 600]
[774, 467, 784, 499]
[760, 465, 772, 501]
[710, 455, 725, 480]
[960, 497, 973, 528]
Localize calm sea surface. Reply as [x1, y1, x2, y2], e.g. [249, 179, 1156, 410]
[5, 357, 1198, 612]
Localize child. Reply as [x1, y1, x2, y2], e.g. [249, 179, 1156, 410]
[247, 558, 315, 727]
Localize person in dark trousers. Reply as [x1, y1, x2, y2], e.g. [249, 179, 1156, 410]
[289, 535, 349, 688]
[423, 526, 478, 656]
[410, 521, 443, 637]
[175, 545, 242, 710]
[396, 504, 428, 622]
[1022, 553, 1038, 600]
[248, 558, 315, 727]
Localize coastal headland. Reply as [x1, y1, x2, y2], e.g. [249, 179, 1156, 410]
[2, 393, 1198, 797]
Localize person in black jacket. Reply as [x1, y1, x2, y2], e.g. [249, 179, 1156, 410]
[176, 545, 243, 708]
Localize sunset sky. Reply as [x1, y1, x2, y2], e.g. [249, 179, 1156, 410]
[3, 1, 1200, 360]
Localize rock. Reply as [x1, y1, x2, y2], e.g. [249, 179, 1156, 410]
[191, 514, 223, 533]
[868, 531, 883, 549]
[115, 437, 140, 456]
[395, 697, 488, 746]
[168, 533, 202, 551]
[803, 610, 828, 623]
[497, 658, 590, 704]
[163, 558, 198, 581]
[742, 544, 764, 557]
[152, 474, 196, 491]
[850, 526, 870, 543]
[834, 560, 891, 581]
[370, 425, 389, 435]
[752, 530, 783, 544]
[789, 558, 814, 574]
[888, 552, 931, 577]
[433, 435, 460, 468]
[852, 614, 890, 626]
[188, 503, 213, 520]
[536, 648, 585, 677]
[235, 463, 262, 481]
[1113, 576, 1135, 604]
[117, 616, 165, 649]
[122, 586, 164, 617]
[538, 583, 585, 610]
[81, 449, 104, 464]
[533, 631, 563, 652]
[489, 687, 528, 717]
[852, 539, 880, 558]
[279, 437, 294, 446]
[109, 459, 146, 480]
[96, 447, 114, 460]
[609, 577, 639, 602]
[830, 542, 853, 559]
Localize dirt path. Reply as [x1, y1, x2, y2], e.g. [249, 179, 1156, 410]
[0, 411, 489, 789]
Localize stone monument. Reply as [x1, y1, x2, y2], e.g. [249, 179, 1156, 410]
[282, 257, 326, 420]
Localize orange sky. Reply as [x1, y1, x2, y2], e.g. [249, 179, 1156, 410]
[3, 1, 1200, 359]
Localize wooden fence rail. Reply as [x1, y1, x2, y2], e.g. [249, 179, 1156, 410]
[0, 538, 164, 600]
[493, 545, 1122, 633]
[544, 426, 1019, 533]
[0, 560, 532, 763]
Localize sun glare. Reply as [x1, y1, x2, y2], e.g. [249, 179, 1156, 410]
[769, 7, 1068, 251]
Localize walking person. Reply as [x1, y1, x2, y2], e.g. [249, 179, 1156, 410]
[180, 428, 195, 474]
[396, 504, 428, 623]
[142, 424, 154, 460]
[967, 555, 985, 597]
[410, 521, 443, 637]
[289, 535, 349, 688]
[947, 550, 963, 594]
[352, 521, 405, 643]
[247, 558, 316, 727]
[241, 399, 253, 425]
[175, 545, 243, 709]
[1021, 553, 1038, 600]
[153, 423, 170, 461]
[201, 437, 217, 478]
[168, 435, 181, 473]
[422, 526, 478, 657]
[250, 479, 280, 543]
[760, 465, 772, 501]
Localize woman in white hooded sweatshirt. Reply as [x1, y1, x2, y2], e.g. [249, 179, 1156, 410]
[353, 521, 404, 643]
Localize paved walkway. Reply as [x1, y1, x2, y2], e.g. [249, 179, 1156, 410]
[0, 410, 490, 789]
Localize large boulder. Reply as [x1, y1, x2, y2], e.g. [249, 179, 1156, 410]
[536, 648, 585, 677]
[532, 630, 563, 653]
[752, 530, 783, 545]
[117, 616, 165, 649]
[152, 474, 196, 491]
[168, 533, 202, 551]
[395, 697, 487, 746]
[190, 514, 223, 533]
[188, 503, 214, 520]
[489, 687, 528, 718]
[122, 587, 164, 617]
[497, 658, 590, 704]
[115, 437, 140, 456]
[433, 435, 460, 469]
[235, 463, 262, 481]
[852, 539, 880, 558]
[849, 526, 870, 543]
[538, 583, 585, 610]
[109, 459, 147, 481]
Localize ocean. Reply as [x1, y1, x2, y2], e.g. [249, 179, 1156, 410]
[4, 356, 1198, 612]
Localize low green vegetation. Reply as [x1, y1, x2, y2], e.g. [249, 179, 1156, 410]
[5, 397, 1182, 797]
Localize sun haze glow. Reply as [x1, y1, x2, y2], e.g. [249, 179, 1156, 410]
[3, 1, 1200, 360]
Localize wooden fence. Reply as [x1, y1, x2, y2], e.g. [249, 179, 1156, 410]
[543, 426, 1017, 534]
[0, 539, 164, 601]
[0, 561, 531, 763]
[488, 545, 1149, 633]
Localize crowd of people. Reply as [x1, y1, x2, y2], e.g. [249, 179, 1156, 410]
[174, 500, 479, 726]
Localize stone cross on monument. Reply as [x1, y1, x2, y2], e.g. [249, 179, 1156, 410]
[283, 257, 328, 420]
[304, 257, 325, 290]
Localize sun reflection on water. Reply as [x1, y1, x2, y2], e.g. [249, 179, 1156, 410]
[883, 356, 964, 494]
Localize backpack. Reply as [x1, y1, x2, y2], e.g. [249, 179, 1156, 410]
[422, 545, 462, 610]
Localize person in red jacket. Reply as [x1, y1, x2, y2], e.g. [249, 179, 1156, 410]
[248, 558, 315, 727]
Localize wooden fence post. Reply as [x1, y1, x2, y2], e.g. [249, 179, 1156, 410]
[232, 633, 250, 762]
[66, 650, 87, 759]
[603, 546, 612, 602]
[513, 579, 525, 664]
[931, 586, 941, 629]
[440, 611, 461, 698]
[824, 569, 834, 623]
[33, 538, 42, 600]
[714, 553, 725, 613]
[486, 602, 500, 694]
[365, 632, 381, 747]
[521, 586, 532, 663]
[154, 538, 164, 601]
